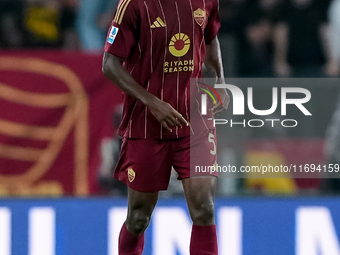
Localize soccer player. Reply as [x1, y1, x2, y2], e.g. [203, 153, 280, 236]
[102, 0, 229, 254]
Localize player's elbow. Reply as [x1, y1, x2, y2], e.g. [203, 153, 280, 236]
[102, 55, 110, 77]
[102, 58, 115, 82]
[102, 62, 109, 78]
[102, 52, 124, 80]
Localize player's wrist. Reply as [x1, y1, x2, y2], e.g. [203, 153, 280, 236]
[143, 94, 160, 108]
[216, 77, 225, 84]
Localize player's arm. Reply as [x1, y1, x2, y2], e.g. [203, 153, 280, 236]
[102, 52, 188, 131]
[319, 22, 340, 77]
[204, 37, 230, 115]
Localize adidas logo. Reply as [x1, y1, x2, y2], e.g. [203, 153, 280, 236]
[151, 17, 166, 28]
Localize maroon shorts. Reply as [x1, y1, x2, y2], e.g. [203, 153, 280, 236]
[114, 130, 218, 192]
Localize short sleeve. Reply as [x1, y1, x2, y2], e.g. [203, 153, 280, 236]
[104, 0, 139, 59]
[204, 0, 221, 43]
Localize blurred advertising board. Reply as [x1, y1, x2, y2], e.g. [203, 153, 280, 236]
[0, 51, 122, 196]
[0, 197, 340, 255]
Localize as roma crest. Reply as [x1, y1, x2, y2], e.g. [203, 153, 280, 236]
[194, 8, 206, 26]
[128, 168, 135, 182]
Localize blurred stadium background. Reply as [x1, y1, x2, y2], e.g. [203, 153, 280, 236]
[0, 0, 340, 254]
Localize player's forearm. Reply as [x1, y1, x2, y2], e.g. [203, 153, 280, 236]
[102, 52, 159, 107]
[204, 37, 225, 84]
[204, 37, 230, 113]
[319, 23, 335, 63]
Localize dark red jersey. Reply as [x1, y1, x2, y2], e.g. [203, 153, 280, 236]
[104, 0, 220, 139]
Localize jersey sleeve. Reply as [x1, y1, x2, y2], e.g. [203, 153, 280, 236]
[204, 0, 221, 43]
[104, 0, 139, 59]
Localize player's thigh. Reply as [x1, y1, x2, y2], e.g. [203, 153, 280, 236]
[127, 187, 159, 216]
[126, 187, 159, 233]
[173, 130, 218, 180]
[190, 130, 218, 177]
[115, 138, 174, 192]
[182, 177, 217, 206]
[125, 188, 158, 236]
[182, 176, 217, 224]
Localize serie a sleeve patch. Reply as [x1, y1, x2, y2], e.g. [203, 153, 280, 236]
[107, 26, 119, 44]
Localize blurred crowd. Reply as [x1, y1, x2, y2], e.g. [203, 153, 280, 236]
[0, 0, 117, 51]
[1, 0, 339, 76]
[220, 0, 340, 77]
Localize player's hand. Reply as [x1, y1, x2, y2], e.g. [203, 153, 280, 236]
[325, 61, 340, 77]
[147, 98, 189, 132]
[211, 88, 230, 115]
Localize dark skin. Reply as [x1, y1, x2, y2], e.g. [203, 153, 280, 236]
[103, 37, 229, 235]
[102, 52, 188, 132]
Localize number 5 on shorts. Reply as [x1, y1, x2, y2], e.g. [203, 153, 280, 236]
[208, 133, 216, 155]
